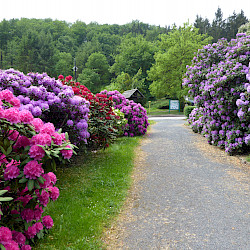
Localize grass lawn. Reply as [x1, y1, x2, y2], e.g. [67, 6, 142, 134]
[147, 108, 184, 116]
[34, 136, 141, 249]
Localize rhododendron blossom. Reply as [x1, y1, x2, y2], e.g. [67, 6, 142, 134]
[23, 160, 44, 179]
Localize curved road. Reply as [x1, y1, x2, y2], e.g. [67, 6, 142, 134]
[109, 118, 250, 249]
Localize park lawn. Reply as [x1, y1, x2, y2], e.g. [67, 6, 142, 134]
[147, 108, 184, 116]
[34, 136, 141, 249]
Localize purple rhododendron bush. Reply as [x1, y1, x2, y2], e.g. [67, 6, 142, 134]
[183, 33, 250, 154]
[100, 90, 149, 137]
[0, 69, 90, 145]
[0, 90, 75, 249]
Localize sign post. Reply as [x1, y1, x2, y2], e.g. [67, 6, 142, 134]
[169, 99, 180, 114]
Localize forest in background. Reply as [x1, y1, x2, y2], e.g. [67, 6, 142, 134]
[0, 8, 248, 100]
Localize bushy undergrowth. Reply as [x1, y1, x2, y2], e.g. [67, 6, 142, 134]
[184, 106, 196, 118]
[183, 33, 250, 154]
[0, 69, 90, 145]
[0, 90, 75, 249]
[100, 90, 149, 137]
[58, 75, 126, 150]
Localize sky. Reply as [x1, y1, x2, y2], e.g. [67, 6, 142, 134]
[0, 0, 250, 27]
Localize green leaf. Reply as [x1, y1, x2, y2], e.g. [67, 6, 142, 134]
[65, 132, 69, 140]
[0, 243, 6, 250]
[37, 176, 45, 184]
[34, 181, 40, 189]
[36, 230, 44, 239]
[27, 179, 34, 191]
[6, 145, 12, 156]
[17, 173, 24, 178]
[0, 190, 8, 196]
[0, 146, 6, 155]
[19, 178, 28, 184]
[0, 197, 13, 202]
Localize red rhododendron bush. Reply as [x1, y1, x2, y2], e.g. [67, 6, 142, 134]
[58, 75, 126, 150]
[0, 90, 75, 249]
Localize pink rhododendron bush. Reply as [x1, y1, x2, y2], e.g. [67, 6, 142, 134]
[183, 33, 250, 154]
[0, 90, 75, 249]
[0, 69, 90, 145]
[100, 90, 149, 137]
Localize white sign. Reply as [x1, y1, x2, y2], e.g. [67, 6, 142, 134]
[170, 100, 179, 110]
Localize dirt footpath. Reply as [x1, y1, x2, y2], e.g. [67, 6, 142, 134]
[104, 118, 250, 250]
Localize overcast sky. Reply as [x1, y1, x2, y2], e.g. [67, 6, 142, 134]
[1, 0, 249, 27]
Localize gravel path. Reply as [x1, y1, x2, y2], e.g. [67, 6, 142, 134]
[106, 118, 250, 249]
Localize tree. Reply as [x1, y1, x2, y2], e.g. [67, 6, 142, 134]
[78, 52, 110, 93]
[78, 68, 101, 93]
[54, 51, 73, 77]
[211, 7, 226, 42]
[148, 23, 212, 99]
[194, 15, 211, 35]
[107, 68, 146, 93]
[238, 21, 250, 34]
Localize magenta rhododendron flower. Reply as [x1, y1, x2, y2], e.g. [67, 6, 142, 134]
[19, 109, 34, 124]
[36, 190, 50, 207]
[61, 145, 73, 159]
[39, 173, 51, 188]
[4, 107, 20, 124]
[23, 160, 44, 179]
[0, 154, 8, 166]
[48, 186, 59, 201]
[2, 240, 19, 250]
[34, 206, 43, 221]
[8, 130, 19, 141]
[16, 194, 33, 207]
[12, 231, 26, 246]
[47, 172, 57, 185]
[42, 215, 54, 229]
[25, 224, 37, 239]
[21, 245, 32, 250]
[14, 135, 30, 149]
[0, 226, 12, 243]
[31, 118, 44, 132]
[40, 122, 55, 135]
[31, 133, 52, 146]
[21, 208, 34, 223]
[29, 145, 45, 160]
[51, 132, 63, 145]
[3, 159, 20, 180]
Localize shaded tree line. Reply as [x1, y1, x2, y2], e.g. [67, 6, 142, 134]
[194, 8, 248, 43]
[0, 7, 248, 99]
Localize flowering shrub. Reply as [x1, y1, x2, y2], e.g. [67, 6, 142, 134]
[183, 33, 250, 154]
[0, 90, 75, 248]
[58, 75, 124, 150]
[0, 69, 90, 145]
[100, 90, 149, 137]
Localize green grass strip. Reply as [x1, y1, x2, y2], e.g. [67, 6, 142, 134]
[34, 136, 141, 249]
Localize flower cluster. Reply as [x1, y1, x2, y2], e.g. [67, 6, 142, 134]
[100, 90, 149, 137]
[0, 69, 90, 145]
[0, 90, 74, 248]
[183, 33, 250, 154]
[59, 75, 124, 150]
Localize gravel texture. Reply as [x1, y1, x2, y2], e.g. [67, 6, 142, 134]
[104, 118, 250, 250]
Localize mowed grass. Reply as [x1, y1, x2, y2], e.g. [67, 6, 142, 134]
[34, 136, 141, 249]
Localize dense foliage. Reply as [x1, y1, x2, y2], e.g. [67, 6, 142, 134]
[148, 24, 212, 99]
[100, 90, 149, 137]
[0, 90, 75, 249]
[0, 9, 248, 98]
[59, 75, 126, 150]
[183, 33, 250, 154]
[0, 69, 90, 145]
[194, 8, 248, 43]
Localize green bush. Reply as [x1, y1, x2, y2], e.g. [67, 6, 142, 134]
[155, 99, 169, 109]
[184, 105, 196, 118]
